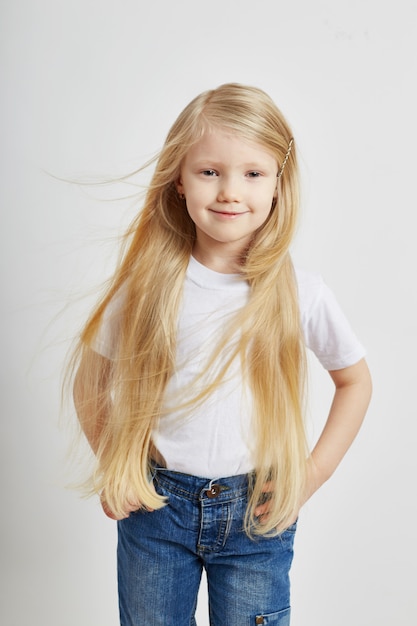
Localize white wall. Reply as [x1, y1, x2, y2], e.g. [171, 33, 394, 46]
[1, 1, 416, 624]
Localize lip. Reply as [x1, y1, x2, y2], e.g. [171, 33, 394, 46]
[209, 209, 248, 218]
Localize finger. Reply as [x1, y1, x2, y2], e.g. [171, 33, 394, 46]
[255, 503, 270, 517]
[125, 500, 155, 514]
[101, 500, 128, 520]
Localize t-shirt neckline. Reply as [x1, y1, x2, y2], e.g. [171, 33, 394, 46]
[188, 255, 248, 291]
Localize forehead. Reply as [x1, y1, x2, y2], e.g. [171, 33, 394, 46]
[184, 127, 277, 167]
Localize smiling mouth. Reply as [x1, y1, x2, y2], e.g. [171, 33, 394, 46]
[209, 209, 247, 216]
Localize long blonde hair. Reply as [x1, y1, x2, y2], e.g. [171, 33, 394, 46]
[69, 83, 308, 536]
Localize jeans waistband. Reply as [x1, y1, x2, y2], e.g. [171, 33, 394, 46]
[152, 464, 253, 503]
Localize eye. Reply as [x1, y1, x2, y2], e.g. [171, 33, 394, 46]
[247, 171, 262, 178]
[201, 169, 218, 177]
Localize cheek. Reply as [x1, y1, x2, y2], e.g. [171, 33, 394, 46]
[252, 181, 277, 204]
[185, 185, 213, 209]
[184, 198, 202, 225]
[257, 188, 277, 213]
[255, 191, 277, 225]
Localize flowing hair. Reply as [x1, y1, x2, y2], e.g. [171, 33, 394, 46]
[67, 83, 308, 536]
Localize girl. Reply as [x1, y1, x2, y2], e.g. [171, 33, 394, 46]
[70, 83, 372, 626]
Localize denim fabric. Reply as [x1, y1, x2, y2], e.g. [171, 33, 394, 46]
[117, 468, 296, 626]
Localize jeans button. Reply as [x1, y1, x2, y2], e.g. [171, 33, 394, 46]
[255, 618, 264, 625]
[206, 484, 221, 498]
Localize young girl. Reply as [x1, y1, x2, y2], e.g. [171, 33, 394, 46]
[71, 83, 372, 626]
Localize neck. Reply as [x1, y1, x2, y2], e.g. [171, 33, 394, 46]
[192, 242, 244, 274]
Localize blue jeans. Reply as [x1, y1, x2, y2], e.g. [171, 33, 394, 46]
[117, 467, 296, 625]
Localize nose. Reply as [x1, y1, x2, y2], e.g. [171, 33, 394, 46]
[217, 175, 241, 203]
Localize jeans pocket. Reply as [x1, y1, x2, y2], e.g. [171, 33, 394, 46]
[255, 607, 291, 625]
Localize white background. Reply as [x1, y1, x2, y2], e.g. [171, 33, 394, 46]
[1, 1, 416, 624]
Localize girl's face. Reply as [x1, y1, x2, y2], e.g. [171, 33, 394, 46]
[177, 127, 278, 264]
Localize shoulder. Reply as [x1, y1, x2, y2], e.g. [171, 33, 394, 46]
[294, 267, 326, 318]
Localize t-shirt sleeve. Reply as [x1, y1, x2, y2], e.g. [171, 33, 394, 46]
[296, 269, 366, 370]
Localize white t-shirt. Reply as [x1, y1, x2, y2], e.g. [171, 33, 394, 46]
[94, 256, 366, 478]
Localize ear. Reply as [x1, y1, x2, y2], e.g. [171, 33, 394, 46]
[176, 178, 184, 195]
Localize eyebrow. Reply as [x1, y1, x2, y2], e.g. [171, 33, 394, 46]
[192, 159, 276, 170]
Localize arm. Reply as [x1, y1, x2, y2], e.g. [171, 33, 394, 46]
[73, 351, 121, 519]
[303, 357, 372, 503]
[73, 349, 146, 520]
[256, 358, 372, 521]
[73, 350, 112, 455]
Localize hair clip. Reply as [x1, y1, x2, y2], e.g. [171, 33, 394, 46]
[276, 138, 294, 180]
